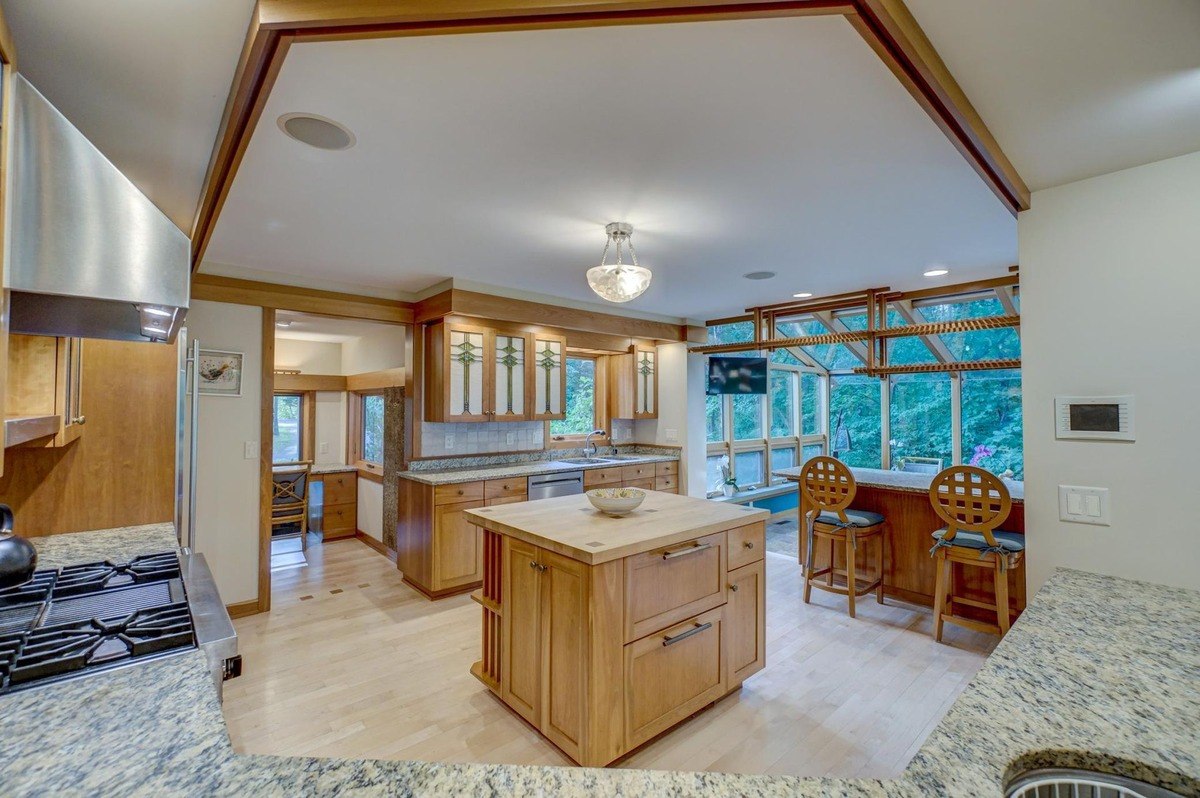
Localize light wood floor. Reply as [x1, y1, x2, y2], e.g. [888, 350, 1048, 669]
[224, 538, 996, 776]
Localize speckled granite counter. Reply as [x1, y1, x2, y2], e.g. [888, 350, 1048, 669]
[399, 453, 680, 486]
[311, 464, 358, 475]
[774, 466, 1025, 502]
[29, 521, 178, 569]
[3, 523, 1196, 797]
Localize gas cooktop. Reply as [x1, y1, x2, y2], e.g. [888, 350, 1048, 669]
[0, 552, 197, 694]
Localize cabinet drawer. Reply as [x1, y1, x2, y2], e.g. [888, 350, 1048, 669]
[584, 466, 624, 487]
[322, 472, 357, 505]
[485, 478, 528, 501]
[654, 475, 677, 493]
[624, 607, 725, 749]
[655, 461, 678, 477]
[727, 522, 765, 571]
[324, 502, 357, 536]
[434, 481, 485, 504]
[621, 463, 655, 482]
[624, 478, 654, 491]
[487, 495, 527, 506]
[624, 531, 726, 641]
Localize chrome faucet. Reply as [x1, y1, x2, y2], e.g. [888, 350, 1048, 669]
[584, 429, 606, 459]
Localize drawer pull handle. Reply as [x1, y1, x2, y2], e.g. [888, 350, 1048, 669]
[663, 622, 712, 647]
[662, 542, 712, 560]
[728, 583, 739, 592]
[744, 541, 755, 549]
[529, 561, 546, 572]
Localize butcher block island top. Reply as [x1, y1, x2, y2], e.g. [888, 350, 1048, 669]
[466, 490, 770, 767]
[464, 490, 769, 564]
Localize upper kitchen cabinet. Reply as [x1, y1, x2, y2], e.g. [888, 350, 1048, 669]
[608, 343, 658, 420]
[425, 321, 564, 423]
[529, 332, 566, 422]
[5, 334, 85, 447]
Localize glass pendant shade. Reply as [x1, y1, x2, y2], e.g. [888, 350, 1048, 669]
[587, 222, 652, 303]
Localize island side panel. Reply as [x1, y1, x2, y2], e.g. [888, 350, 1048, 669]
[586, 557, 625, 767]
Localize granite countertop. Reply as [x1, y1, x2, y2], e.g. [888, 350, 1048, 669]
[774, 466, 1025, 502]
[29, 521, 179, 569]
[4, 525, 1196, 796]
[311, 464, 358, 475]
[399, 453, 680, 486]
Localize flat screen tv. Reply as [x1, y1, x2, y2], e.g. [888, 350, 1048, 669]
[707, 356, 768, 395]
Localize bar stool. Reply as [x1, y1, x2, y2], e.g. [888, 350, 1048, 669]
[928, 466, 1024, 642]
[798, 456, 886, 618]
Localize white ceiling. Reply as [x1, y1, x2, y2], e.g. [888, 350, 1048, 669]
[275, 311, 393, 344]
[203, 15, 1016, 321]
[2, 0, 256, 231]
[906, 0, 1200, 191]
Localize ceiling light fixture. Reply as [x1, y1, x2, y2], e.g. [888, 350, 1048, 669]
[744, 271, 776, 280]
[923, 268, 950, 277]
[586, 222, 652, 303]
[793, 292, 813, 299]
[277, 113, 356, 151]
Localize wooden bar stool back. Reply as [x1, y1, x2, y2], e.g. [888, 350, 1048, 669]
[271, 461, 313, 551]
[928, 466, 1023, 641]
[798, 456, 886, 618]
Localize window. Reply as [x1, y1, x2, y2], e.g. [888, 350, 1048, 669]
[705, 394, 724, 443]
[961, 369, 1023, 479]
[829, 374, 881, 469]
[889, 373, 952, 470]
[361, 394, 385, 465]
[272, 394, 304, 463]
[770, 371, 795, 438]
[801, 372, 823, 436]
[549, 357, 598, 437]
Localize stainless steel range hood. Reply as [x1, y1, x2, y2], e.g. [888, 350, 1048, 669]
[7, 74, 189, 343]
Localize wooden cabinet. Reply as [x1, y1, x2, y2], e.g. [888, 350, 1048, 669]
[529, 332, 566, 422]
[474, 514, 767, 766]
[583, 460, 680, 494]
[607, 343, 658, 420]
[433, 499, 486, 590]
[424, 321, 565, 423]
[726, 559, 765, 686]
[319, 472, 358, 541]
[6, 334, 85, 447]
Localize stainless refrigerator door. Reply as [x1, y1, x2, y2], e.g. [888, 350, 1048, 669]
[175, 332, 201, 551]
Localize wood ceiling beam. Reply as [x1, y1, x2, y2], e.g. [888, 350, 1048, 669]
[190, 273, 414, 323]
[190, 0, 1030, 276]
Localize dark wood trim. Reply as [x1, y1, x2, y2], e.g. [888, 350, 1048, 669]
[191, 0, 1028, 269]
[401, 573, 479, 601]
[258, 308, 277, 613]
[191, 273, 413, 323]
[356, 464, 384, 483]
[226, 599, 262, 618]
[355, 530, 398, 563]
[273, 373, 349, 391]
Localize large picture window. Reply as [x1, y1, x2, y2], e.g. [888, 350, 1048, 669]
[550, 357, 598, 437]
[350, 390, 385, 471]
[272, 393, 304, 463]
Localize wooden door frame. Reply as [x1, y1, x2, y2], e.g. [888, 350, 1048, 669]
[191, 0, 1029, 269]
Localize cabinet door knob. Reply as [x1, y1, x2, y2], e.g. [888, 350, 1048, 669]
[728, 583, 739, 592]
[744, 541, 754, 549]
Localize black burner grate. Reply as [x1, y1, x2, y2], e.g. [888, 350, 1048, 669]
[42, 581, 178, 627]
[0, 569, 57, 609]
[53, 552, 181, 598]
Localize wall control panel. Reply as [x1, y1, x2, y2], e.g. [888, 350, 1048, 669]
[1055, 395, 1134, 441]
[1058, 485, 1111, 526]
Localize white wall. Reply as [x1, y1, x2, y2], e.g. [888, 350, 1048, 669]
[358, 480, 384, 541]
[313, 391, 347, 465]
[186, 300, 262, 605]
[1019, 149, 1200, 593]
[341, 324, 406, 375]
[275, 338, 343, 374]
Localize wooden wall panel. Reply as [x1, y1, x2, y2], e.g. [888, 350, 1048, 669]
[0, 339, 177, 536]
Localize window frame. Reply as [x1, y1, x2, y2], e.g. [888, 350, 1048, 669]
[348, 389, 386, 481]
[271, 391, 313, 465]
[545, 352, 610, 449]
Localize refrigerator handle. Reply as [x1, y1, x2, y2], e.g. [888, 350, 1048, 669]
[187, 338, 201, 552]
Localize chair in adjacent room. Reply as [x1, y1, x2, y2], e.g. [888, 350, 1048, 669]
[927, 465, 1024, 642]
[271, 461, 313, 551]
[798, 456, 887, 618]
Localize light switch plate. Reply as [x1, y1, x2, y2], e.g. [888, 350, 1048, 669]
[244, 441, 257, 459]
[1058, 485, 1111, 526]
[319, 442, 329, 454]
[506, 432, 516, 446]
[665, 428, 679, 444]
[444, 433, 455, 450]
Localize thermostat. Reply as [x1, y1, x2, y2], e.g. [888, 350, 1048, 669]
[1054, 395, 1134, 441]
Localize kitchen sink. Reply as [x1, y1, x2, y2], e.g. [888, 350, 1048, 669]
[556, 457, 614, 465]
[599, 455, 646, 461]
[1006, 768, 1183, 798]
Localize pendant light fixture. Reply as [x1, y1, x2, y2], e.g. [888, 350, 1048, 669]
[586, 222, 652, 303]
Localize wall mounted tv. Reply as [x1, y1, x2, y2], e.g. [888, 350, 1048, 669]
[707, 357, 768, 395]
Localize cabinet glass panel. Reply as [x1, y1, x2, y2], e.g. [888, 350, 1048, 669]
[493, 333, 526, 418]
[533, 337, 563, 417]
[448, 329, 486, 417]
[635, 349, 655, 415]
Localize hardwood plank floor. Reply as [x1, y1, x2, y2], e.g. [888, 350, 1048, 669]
[224, 537, 996, 775]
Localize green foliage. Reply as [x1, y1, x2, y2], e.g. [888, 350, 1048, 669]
[272, 395, 302, 462]
[362, 395, 385, 464]
[550, 357, 597, 436]
[829, 375, 882, 468]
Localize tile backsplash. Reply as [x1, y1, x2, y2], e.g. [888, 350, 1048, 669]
[420, 421, 544, 457]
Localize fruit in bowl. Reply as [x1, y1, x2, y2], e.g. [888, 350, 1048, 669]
[585, 487, 646, 517]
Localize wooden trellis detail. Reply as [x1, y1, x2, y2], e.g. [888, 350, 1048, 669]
[855, 359, 1021, 376]
[691, 330, 871, 356]
[873, 315, 1020, 340]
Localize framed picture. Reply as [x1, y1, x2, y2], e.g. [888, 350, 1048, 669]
[198, 349, 244, 397]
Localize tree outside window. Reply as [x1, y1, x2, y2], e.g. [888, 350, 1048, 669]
[550, 357, 597, 437]
[273, 394, 302, 462]
[361, 394, 385, 464]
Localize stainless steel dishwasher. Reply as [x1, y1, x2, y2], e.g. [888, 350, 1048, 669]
[528, 471, 585, 500]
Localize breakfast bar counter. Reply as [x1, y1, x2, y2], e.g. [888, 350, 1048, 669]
[465, 492, 770, 767]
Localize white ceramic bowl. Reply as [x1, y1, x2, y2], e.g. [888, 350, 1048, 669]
[585, 487, 647, 517]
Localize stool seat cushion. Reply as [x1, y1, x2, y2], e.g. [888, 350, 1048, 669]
[815, 509, 885, 528]
[932, 527, 1025, 552]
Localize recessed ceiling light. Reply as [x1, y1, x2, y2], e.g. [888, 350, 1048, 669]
[793, 292, 813, 298]
[744, 271, 776, 281]
[277, 113, 356, 151]
[923, 268, 950, 277]
[276, 321, 292, 329]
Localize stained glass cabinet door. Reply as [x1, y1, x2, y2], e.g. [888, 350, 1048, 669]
[443, 322, 491, 422]
[492, 332, 528, 420]
[633, 344, 658, 420]
[529, 333, 567, 422]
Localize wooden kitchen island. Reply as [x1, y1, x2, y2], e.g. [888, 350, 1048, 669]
[464, 491, 769, 767]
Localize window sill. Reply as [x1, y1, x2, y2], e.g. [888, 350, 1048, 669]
[708, 482, 797, 505]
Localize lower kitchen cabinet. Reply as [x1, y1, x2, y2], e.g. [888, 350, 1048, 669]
[318, 471, 358, 540]
[726, 559, 766, 685]
[582, 459, 681, 494]
[433, 500, 485, 590]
